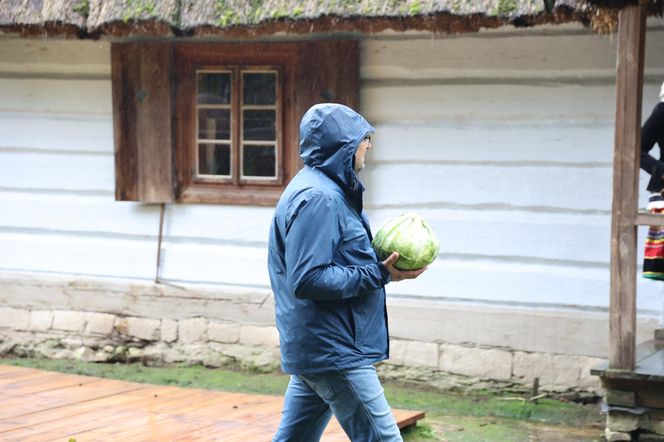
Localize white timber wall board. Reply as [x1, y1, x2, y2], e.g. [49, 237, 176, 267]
[387, 258, 607, 307]
[370, 123, 614, 164]
[368, 208, 610, 265]
[0, 232, 270, 287]
[0, 192, 273, 243]
[364, 163, 613, 210]
[361, 26, 664, 80]
[0, 192, 161, 237]
[163, 204, 273, 244]
[0, 112, 113, 152]
[0, 151, 114, 192]
[362, 83, 625, 125]
[0, 39, 109, 76]
[0, 77, 111, 116]
[387, 258, 659, 312]
[159, 242, 270, 287]
[0, 232, 156, 279]
[360, 28, 664, 130]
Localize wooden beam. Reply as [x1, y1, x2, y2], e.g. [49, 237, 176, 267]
[636, 212, 664, 226]
[609, 3, 646, 371]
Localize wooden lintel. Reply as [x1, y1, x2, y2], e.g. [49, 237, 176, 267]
[609, 3, 646, 371]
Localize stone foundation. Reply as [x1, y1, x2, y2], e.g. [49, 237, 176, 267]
[0, 306, 281, 372]
[604, 410, 664, 441]
[594, 329, 664, 441]
[0, 306, 602, 393]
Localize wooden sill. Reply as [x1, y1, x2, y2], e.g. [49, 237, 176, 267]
[178, 186, 283, 206]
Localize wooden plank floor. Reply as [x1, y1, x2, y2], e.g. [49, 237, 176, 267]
[0, 364, 424, 441]
[591, 339, 664, 381]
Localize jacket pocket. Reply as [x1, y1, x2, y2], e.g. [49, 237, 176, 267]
[349, 302, 365, 348]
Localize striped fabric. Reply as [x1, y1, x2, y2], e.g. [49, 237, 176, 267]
[644, 194, 664, 280]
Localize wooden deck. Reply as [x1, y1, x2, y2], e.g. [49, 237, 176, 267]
[591, 338, 664, 409]
[0, 364, 424, 441]
[591, 339, 664, 381]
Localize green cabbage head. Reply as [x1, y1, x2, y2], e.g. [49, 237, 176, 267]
[372, 212, 439, 270]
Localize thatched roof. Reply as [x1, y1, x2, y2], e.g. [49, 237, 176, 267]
[0, 0, 659, 38]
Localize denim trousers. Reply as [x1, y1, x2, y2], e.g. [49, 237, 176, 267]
[273, 365, 403, 442]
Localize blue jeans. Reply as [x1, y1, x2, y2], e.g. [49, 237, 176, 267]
[273, 365, 403, 442]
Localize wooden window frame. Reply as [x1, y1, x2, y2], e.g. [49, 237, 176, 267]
[112, 39, 359, 206]
[174, 43, 298, 205]
[193, 66, 282, 185]
[238, 68, 282, 183]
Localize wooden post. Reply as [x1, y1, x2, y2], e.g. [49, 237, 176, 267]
[609, 3, 646, 370]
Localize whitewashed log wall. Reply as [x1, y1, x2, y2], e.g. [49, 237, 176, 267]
[1, 23, 664, 354]
[362, 25, 664, 314]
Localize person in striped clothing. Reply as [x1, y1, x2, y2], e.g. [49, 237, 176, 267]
[640, 81, 664, 326]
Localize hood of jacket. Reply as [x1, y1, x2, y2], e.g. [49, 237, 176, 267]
[299, 103, 375, 204]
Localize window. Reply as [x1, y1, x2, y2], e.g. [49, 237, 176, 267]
[174, 43, 299, 205]
[111, 40, 359, 205]
[195, 69, 280, 182]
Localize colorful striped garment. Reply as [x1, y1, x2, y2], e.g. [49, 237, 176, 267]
[644, 194, 664, 280]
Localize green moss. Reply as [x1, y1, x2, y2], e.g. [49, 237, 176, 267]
[420, 415, 532, 442]
[215, 0, 241, 27]
[248, 0, 265, 22]
[72, 0, 89, 18]
[450, 0, 462, 14]
[270, 8, 288, 19]
[496, 0, 519, 16]
[122, 0, 157, 22]
[407, 0, 422, 15]
[401, 422, 439, 441]
[218, 9, 240, 27]
[382, 381, 600, 427]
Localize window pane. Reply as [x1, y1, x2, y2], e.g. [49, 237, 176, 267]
[197, 72, 231, 104]
[243, 73, 276, 105]
[243, 145, 276, 177]
[198, 143, 230, 176]
[198, 109, 230, 140]
[243, 109, 275, 141]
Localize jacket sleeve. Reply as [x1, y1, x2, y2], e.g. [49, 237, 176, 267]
[641, 102, 664, 192]
[285, 194, 390, 301]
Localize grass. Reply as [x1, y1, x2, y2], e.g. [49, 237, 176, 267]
[0, 358, 603, 441]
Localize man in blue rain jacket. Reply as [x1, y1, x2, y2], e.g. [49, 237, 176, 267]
[268, 103, 427, 441]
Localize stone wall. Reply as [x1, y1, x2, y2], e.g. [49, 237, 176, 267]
[0, 306, 603, 392]
[604, 410, 664, 441]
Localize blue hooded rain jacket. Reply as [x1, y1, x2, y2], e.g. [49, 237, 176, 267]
[268, 103, 392, 374]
